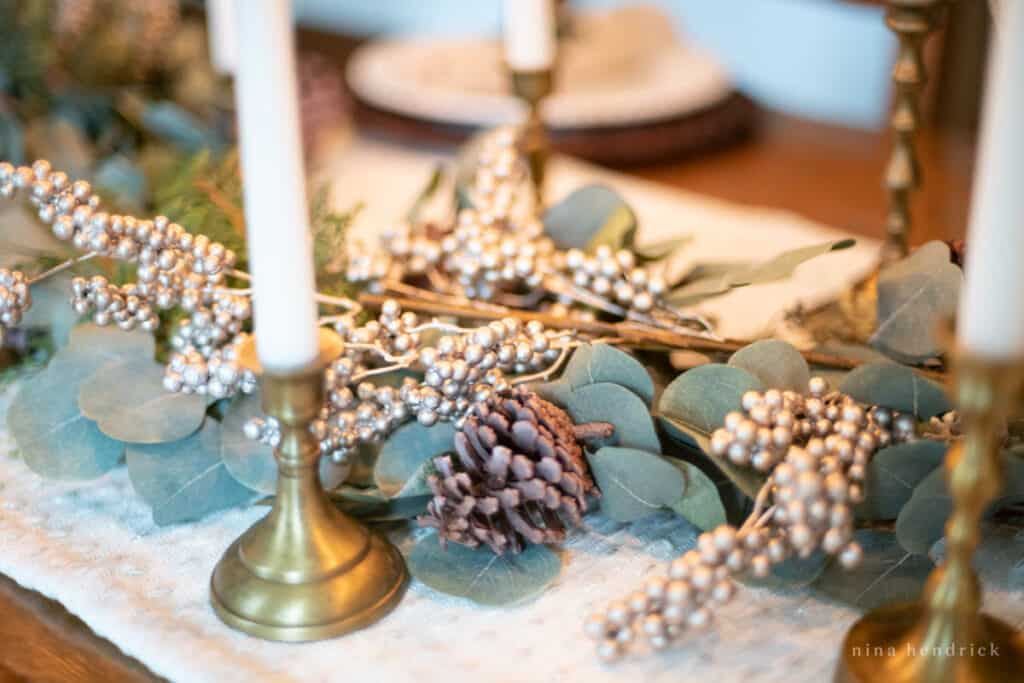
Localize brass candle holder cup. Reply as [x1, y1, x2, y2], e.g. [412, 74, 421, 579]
[509, 67, 554, 204]
[210, 359, 407, 642]
[835, 352, 1024, 682]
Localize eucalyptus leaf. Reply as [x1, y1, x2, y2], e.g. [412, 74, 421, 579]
[542, 184, 637, 251]
[127, 422, 255, 526]
[142, 101, 222, 152]
[19, 274, 78, 349]
[559, 343, 654, 405]
[658, 363, 763, 433]
[857, 440, 947, 520]
[374, 421, 456, 498]
[729, 339, 810, 392]
[566, 383, 660, 453]
[667, 239, 855, 306]
[665, 458, 727, 531]
[813, 529, 933, 609]
[94, 155, 146, 208]
[871, 241, 962, 363]
[743, 551, 829, 590]
[0, 111, 25, 164]
[634, 236, 692, 263]
[329, 486, 430, 522]
[839, 362, 951, 418]
[408, 532, 562, 606]
[587, 446, 685, 522]
[532, 379, 573, 407]
[79, 357, 206, 444]
[66, 323, 155, 361]
[658, 416, 767, 500]
[220, 389, 349, 495]
[7, 359, 123, 480]
[895, 452, 1024, 555]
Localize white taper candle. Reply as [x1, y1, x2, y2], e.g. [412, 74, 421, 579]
[206, 0, 237, 75]
[502, 0, 556, 71]
[957, 0, 1024, 359]
[234, 0, 320, 372]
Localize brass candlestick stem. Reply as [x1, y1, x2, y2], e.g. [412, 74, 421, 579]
[881, 0, 949, 263]
[835, 353, 1024, 682]
[210, 361, 407, 641]
[509, 68, 554, 205]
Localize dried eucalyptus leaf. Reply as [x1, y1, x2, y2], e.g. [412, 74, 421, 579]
[896, 451, 1024, 555]
[812, 529, 933, 609]
[220, 389, 349, 494]
[79, 357, 206, 444]
[375, 421, 456, 498]
[729, 339, 810, 392]
[742, 550, 828, 590]
[658, 363, 763, 433]
[559, 343, 654, 405]
[665, 457, 727, 531]
[856, 440, 947, 521]
[408, 531, 562, 606]
[567, 382, 660, 454]
[839, 362, 951, 418]
[658, 416, 766, 500]
[542, 184, 637, 251]
[667, 239, 855, 306]
[7, 359, 123, 480]
[587, 446, 685, 522]
[127, 422, 255, 526]
[870, 241, 962, 363]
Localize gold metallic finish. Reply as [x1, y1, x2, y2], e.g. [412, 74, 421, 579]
[881, 0, 949, 263]
[509, 68, 554, 205]
[835, 354, 1024, 682]
[210, 361, 407, 642]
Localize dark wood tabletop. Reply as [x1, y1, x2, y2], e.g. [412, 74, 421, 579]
[0, 110, 976, 682]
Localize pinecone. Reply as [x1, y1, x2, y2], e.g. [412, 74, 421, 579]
[418, 387, 613, 555]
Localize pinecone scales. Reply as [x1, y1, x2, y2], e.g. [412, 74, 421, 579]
[419, 387, 613, 555]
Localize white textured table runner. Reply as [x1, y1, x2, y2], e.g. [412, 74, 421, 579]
[2, 138, 1022, 683]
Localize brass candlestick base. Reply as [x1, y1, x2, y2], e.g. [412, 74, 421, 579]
[509, 68, 554, 205]
[210, 363, 407, 642]
[835, 355, 1024, 682]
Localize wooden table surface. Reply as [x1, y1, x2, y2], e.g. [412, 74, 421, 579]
[0, 112, 975, 682]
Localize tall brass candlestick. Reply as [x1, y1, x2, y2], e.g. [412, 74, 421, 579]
[880, 0, 949, 263]
[510, 68, 554, 205]
[210, 361, 407, 641]
[835, 353, 1024, 682]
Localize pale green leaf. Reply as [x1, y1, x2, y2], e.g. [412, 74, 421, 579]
[813, 529, 933, 609]
[559, 343, 654, 404]
[667, 239, 855, 306]
[871, 241, 962, 363]
[728, 339, 810, 392]
[566, 383, 660, 453]
[587, 446, 685, 522]
[658, 363, 763, 433]
[127, 421, 255, 526]
[839, 362, 951, 418]
[408, 532, 562, 606]
[542, 184, 637, 251]
[856, 440, 947, 520]
[665, 457, 727, 531]
[79, 357, 206, 444]
[658, 415, 767, 500]
[375, 421, 456, 498]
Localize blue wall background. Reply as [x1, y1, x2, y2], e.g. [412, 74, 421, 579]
[293, 0, 896, 129]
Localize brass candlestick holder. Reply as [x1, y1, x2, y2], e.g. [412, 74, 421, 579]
[880, 0, 950, 263]
[210, 359, 407, 642]
[835, 352, 1024, 682]
[509, 67, 554, 205]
